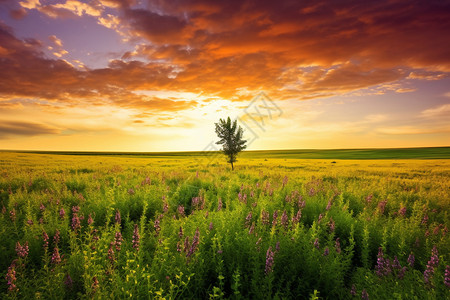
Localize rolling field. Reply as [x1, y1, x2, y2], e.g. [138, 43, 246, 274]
[0, 150, 449, 299]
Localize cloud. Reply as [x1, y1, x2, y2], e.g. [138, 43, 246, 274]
[421, 104, 450, 118]
[0, 120, 60, 138]
[3, 0, 450, 112]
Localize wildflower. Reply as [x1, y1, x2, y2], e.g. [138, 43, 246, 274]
[108, 242, 115, 263]
[282, 176, 288, 187]
[326, 199, 332, 210]
[272, 210, 278, 227]
[378, 200, 387, 215]
[350, 284, 356, 296]
[186, 228, 200, 258]
[249, 222, 255, 234]
[40, 203, 45, 211]
[72, 206, 80, 213]
[298, 196, 305, 208]
[292, 209, 302, 227]
[217, 198, 223, 211]
[51, 247, 61, 264]
[361, 289, 369, 300]
[54, 230, 61, 245]
[375, 247, 391, 277]
[407, 253, 415, 267]
[71, 213, 81, 232]
[392, 256, 401, 270]
[59, 208, 65, 220]
[308, 188, 315, 197]
[318, 214, 323, 224]
[256, 237, 262, 245]
[421, 214, 428, 225]
[115, 209, 121, 224]
[275, 241, 280, 253]
[154, 217, 161, 235]
[245, 211, 252, 227]
[15, 241, 29, 258]
[398, 266, 407, 280]
[163, 201, 169, 213]
[314, 238, 319, 249]
[365, 194, 373, 204]
[91, 276, 99, 293]
[128, 188, 135, 195]
[433, 225, 440, 235]
[323, 247, 329, 256]
[209, 222, 213, 231]
[5, 262, 17, 291]
[424, 246, 439, 284]
[328, 217, 335, 232]
[10, 209, 16, 222]
[132, 224, 140, 251]
[178, 226, 184, 239]
[281, 210, 288, 229]
[114, 231, 123, 251]
[177, 205, 185, 217]
[27, 219, 33, 225]
[265, 246, 275, 274]
[261, 210, 269, 226]
[184, 236, 190, 253]
[87, 214, 94, 225]
[335, 238, 341, 254]
[398, 206, 406, 216]
[64, 274, 73, 288]
[444, 265, 450, 288]
[176, 241, 182, 252]
[43, 231, 49, 250]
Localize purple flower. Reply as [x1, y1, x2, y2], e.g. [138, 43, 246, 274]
[275, 241, 280, 253]
[261, 210, 269, 226]
[282, 176, 288, 187]
[314, 238, 319, 249]
[407, 253, 415, 267]
[115, 209, 121, 224]
[40, 203, 46, 211]
[154, 217, 161, 235]
[163, 201, 169, 213]
[350, 284, 356, 296]
[114, 231, 123, 251]
[272, 210, 278, 227]
[128, 188, 135, 195]
[398, 266, 407, 280]
[326, 199, 332, 210]
[398, 206, 406, 216]
[72, 206, 80, 213]
[217, 198, 223, 211]
[361, 289, 369, 300]
[245, 211, 253, 227]
[209, 222, 213, 231]
[108, 242, 115, 263]
[318, 214, 323, 224]
[59, 208, 65, 220]
[64, 274, 73, 288]
[444, 265, 450, 288]
[424, 246, 439, 284]
[71, 213, 81, 232]
[87, 213, 94, 225]
[91, 276, 99, 293]
[9, 209, 16, 222]
[391, 256, 401, 270]
[375, 247, 391, 277]
[328, 217, 335, 232]
[43, 231, 49, 250]
[177, 205, 185, 217]
[54, 230, 61, 245]
[5, 262, 17, 291]
[15, 241, 29, 258]
[335, 238, 341, 254]
[265, 246, 275, 275]
[281, 210, 288, 229]
[186, 228, 200, 260]
[51, 247, 61, 264]
[132, 224, 140, 251]
[378, 200, 387, 215]
[178, 226, 184, 239]
[421, 214, 428, 225]
[248, 222, 255, 235]
[292, 209, 302, 227]
[323, 247, 329, 256]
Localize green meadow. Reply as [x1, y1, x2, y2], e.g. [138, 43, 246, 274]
[0, 149, 449, 299]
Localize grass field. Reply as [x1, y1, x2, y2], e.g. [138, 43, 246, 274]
[0, 150, 449, 299]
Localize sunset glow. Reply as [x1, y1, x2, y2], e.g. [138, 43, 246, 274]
[0, 0, 449, 151]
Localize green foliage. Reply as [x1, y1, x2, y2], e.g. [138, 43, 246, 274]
[0, 152, 449, 299]
[215, 117, 247, 170]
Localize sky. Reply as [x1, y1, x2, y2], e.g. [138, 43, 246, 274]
[0, 0, 449, 151]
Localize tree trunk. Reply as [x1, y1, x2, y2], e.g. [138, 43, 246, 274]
[231, 161, 234, 170]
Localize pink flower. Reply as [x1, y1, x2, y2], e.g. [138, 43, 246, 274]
[15, 241, 29, 258]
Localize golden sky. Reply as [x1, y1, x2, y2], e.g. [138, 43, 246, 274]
[0, 0, 449, 151]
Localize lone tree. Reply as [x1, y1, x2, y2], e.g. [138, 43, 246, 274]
[215, 117, 247, 170]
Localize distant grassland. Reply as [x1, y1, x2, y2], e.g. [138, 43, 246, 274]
[4, 146, 450, 159]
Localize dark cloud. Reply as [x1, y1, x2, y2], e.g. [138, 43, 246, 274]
[0, 121, 60, 138]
